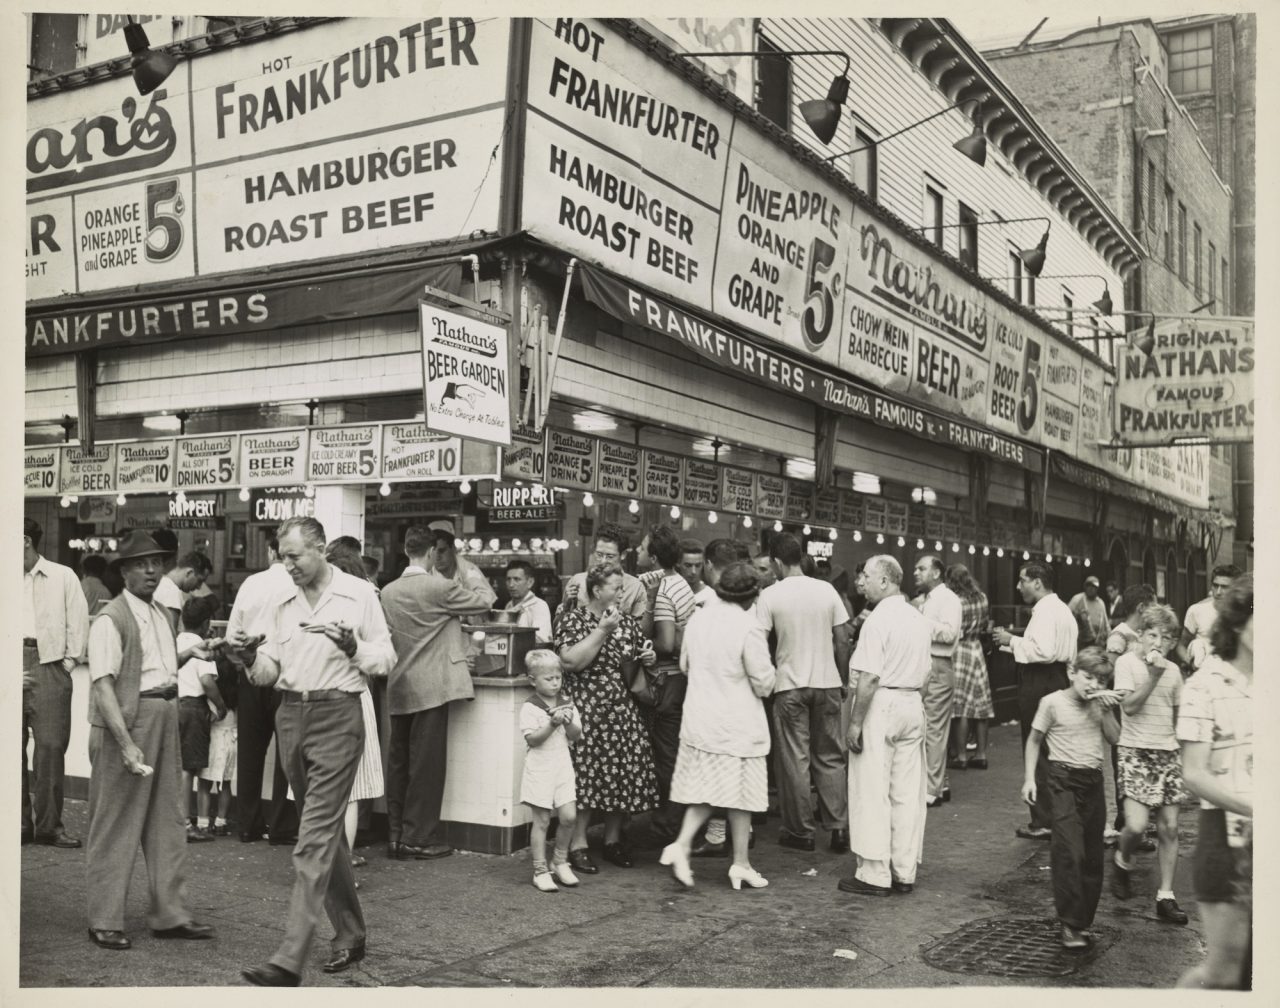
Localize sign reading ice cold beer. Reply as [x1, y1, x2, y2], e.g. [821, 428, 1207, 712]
[420, 303, 511, 446]
[60, 444, 118, 494]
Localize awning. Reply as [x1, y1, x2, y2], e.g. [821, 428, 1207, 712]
[1050, 452, 1212, 524]
[578, 263, 1044, 473]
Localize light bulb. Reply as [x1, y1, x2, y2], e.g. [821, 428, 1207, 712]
[1045, 553, 1054, 563]
[116, 493, 126, 506]
[582, 492, 594, 507]
[628, 499, 639, 514]
[916, 539, 925, 550]
[951, 542, 960, 553]
[87, 537, 101, 552]
[897, 536, 905, 548]
[107, 538, 118, 551]
[968, 544, 976, 555]
[379, 482, 391, 496]
[489, 538, 500, 551]
[304, 484, 315, 498]
[875, 533, 884, 545]
[1084, 558, 1091, 568]
[512, 538, 523, 549]
[935, 541, 943, 552]
[803, 524, 811, 535]
[70, 495, 78, 503]
[238, 487, 250, 502]
[852, 530, 862, 542]
[60, 496, 71, 508]
[531, 538, 543, 549]
[459, 478, 472, 495]
[708, 511, 718, 524]
[175, 490, 187, 505]
[829, 528, 838, 541]
[773, 520, 783, 532]
[742, 516, 752, 528]
[982, 546, 990, 557]
[997, 548, 1004, 558]
[69, 539, 82, 550]
[670, 506, 681, 519]
[469, 538, 482, 551]
[1022, 550, 1031, 561]
[454, 538, 465, 551]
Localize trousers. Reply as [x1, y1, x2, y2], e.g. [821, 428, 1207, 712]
[1046, 761, 1106, 930]
[644, 671, 687, 836]
[86, 697, 191, 932]
[1017, 662, 1069, 829]
[922, 655, 955, 800]
[386, 704, 450, 847]
[772, 687, 847, 839]
[21, 646, 73, 838]
[270, 693, 365, 976]
[235, 671, 297, 840]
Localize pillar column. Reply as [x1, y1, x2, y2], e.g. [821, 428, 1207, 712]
[311, 484, 365, 546]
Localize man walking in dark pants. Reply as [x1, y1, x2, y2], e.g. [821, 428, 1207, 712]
[227, 534, 297, 845]
[995, 561, 1078, 840]
[231, 517, 395, 986]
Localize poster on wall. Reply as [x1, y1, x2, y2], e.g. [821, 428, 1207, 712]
[1040, 337, 1083, 456]
[115, 440, 177, 494]
[682, 458, 721, 509]
[306, 425, 381, 483]
[721, 466, 756, 514]
[24, 445, 61, 497]
[838, 490, 865, 529]
[596, 440, 643, 498]
[814, 488, 841, 526]
[546, 429, 597, 491]
[59, 444, 118, 495]
[502, 423, 548, 482]
[642, 450, 683, 503]
[175, 434, 239, 490]
[755, 474, 786, 520]
[239, 429, 309, 488]
[862, 496, 887, 534]
[380, 424, 462, 480]
[884, 500, 909, 536]
[784, 480, 813, 524]
[420, 302, 511, 446]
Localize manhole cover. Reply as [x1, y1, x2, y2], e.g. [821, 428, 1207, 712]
[922, 916, 1117, 978]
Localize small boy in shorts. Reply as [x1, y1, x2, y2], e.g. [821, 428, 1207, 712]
[520, 649, 583, 893]
[1021, 647, 1121, 949]
[177, 596, 228, 842]
[1111, 604, 1189, 924]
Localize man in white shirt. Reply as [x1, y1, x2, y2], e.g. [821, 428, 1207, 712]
[557, 524, 649, 627]
[154, 552, 211, 632]
[678, 539, 717, 607]
[912, 556, 962, 807]
[838, 555, 931, 896]
[231, 517, 395, 986]
[994, 561, 1078, 840]
[22, 517, 89, 848]
[1068, 576, 1110, 650]
[756, 533, 852, 853]
[504, 560, 552, 643]
[1176, 564, 1239, 670]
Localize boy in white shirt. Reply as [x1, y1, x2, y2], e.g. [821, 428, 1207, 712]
[1110, 604, 1189, 924]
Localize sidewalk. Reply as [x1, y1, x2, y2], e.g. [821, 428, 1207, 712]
[18, 724, 1205, 988]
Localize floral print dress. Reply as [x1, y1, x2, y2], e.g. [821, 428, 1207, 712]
[554, 608, 659, 813]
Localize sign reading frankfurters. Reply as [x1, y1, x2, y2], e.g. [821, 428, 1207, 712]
[1113, 318, 1254, 445]
[116, 440, 177, 494]
[420, 303, 511, 445]
[380, 424, 461, 480]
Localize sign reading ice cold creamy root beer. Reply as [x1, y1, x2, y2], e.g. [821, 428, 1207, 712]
[307, 425, 380, 483]
[682, 459, 721, 509]
[239, 429, 308, 488]
[116, 440, 176, 493]
[420, 303, 511, 446]
[25, 446, 61, 496]
[380, 424, 461, 480]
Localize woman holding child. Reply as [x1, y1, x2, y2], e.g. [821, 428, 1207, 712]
[555, 563, 659, 874]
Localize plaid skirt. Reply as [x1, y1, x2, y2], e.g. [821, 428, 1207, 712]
[951, 638, 994, 718]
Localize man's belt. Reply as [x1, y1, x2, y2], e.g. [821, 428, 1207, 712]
[882, 685, 921, 691]
[1017, 660, 1069, 675]
[138, 686, 178, 700]
[22, 638, 37, 647]
[278, 688, 361, 703]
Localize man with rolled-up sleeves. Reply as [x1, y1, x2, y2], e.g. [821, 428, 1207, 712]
[231, 516, 395, 986]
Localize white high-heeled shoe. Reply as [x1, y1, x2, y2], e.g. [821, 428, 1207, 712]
[728, 865, 768, 890]
[659, 843, 694, 888]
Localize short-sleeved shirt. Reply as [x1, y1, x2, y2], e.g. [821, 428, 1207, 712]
[1032, 690, 1107, 769]
[652, 573, 696, 674]
[756, 575, 848, 692]
[1176, 655, 1252, 811]
[849, 593, 930, 689]
[1068, 593, 1110, 648]
[176, 630, 218, 699]
[520, 695, 582, 762]
[1183, 597, 1217, 641]
[1114, 653, 1181, 750]
[1106, 621, 1142, 658]
[154, 574, 185, 615]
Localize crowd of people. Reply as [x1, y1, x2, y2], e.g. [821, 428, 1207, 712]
[20, 512, 1252, 988]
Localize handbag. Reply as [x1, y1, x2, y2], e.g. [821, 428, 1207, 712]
[620, 657, 660, 707]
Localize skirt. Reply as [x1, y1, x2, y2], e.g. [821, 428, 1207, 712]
[951, 638, 994, 719]
[199, 710, 237, 784]
[670, 741, 768, 813]
[348, 688, 385, 803]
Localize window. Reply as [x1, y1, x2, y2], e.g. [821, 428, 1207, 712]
[1178, 203, 1188, 281]
[1163, 185, 1174, 266]
[851, 128, 878, 201]
[1063, 291, 1075, 339]
[754, 34, 790, 131]
[1147, 162, 1157, 227]
[1208, 241, 1216, 304]
[1167, 26, 1213, 95]
[1009, 251, 1023, 303]
[924, 184, 944, 246]
[957, 203, 978, 271]
[1221, 258, 1229, 313]
[1193, 223, 1203, 297]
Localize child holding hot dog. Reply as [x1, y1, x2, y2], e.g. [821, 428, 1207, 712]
[1021, 647, 1121, 950]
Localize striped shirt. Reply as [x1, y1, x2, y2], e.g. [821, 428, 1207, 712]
[1176, 655, 1252, 812]
[1033, 690, 1107, 769]
[653, 572, 696, 673]
[1114, 653, 1181, 751]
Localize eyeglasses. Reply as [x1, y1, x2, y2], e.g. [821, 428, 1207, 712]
[592, 549, 620, 561]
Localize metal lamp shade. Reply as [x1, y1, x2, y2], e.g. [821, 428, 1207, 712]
[951, 125, 987, 167]
[1018, 230, 1050, 278]
[124, 21, 176, 95]
[1092, 286, 1114, 316]
[799, 73, 849, 145]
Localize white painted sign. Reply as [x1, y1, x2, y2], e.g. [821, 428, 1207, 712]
[420, 303, 511, 445]
[175, 434, 239, 489]
[25, 445, 62, 497]
[116, 439, 177, 493]
[239, 429, 309, 487]
[306, 424, 381, 483]
[380, 423, 461, 480]
[546, 429, 597, 491]
[60, 444, 118, 495]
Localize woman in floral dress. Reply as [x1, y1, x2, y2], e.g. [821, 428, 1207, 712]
[555, 563, 659, 874]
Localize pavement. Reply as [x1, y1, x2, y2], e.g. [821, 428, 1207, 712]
[17, 723, 1209, 989]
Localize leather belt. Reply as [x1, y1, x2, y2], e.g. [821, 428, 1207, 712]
[23, 638, 38, 647]
[139, 686, 178, 700]
[279, 688, 361, 703]
[882, 685, 921, 691]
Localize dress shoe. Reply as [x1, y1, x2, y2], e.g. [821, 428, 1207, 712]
[567, 848, 599, 875]
[187, 825, 214, 843]
[1015, 825, 1052, 840]
[946, 758, 969, 770]
[601, 841, 634, 868]
[1111, 863, 1133, 901]
[268, 834, 298, 847]
[240, 831, 265, 843]
[88, 928, 131, 950]
[210, 823, 231, 837]
[387, 841, 403, 859]
[942, 788, 952, 803]
[829, 828, 849, 853]
[1060, 925, 1092, 950]
[969, 758, 989, 770]
[778, 831, 815, 852]
[1137, 837, 1157, 853]
[241, 963, 301, 986]
[322, 944, 366, 973]
[926, 797, 945, 809]
[691, 839, 728, 858]
[152, 922, 216, 940]
[35, 832, 81, 849]
[728, 865, 768, 890]
[399, 843, 452, 860]
[658, 843, 693, 888]
[891, 880, 914, 894]
[350, 853, 368, 868]
[837, 875, 891, 897]
[1156, 897, 1189, 925]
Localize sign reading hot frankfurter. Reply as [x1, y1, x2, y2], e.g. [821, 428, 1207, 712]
[116, 440, 177, 494]
[420, 303, 511, 445]
[380, 424, 461, 480]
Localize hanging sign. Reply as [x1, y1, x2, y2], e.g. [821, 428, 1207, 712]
[60, 443, 118, 495]
[642, 450, 683, 503]
[485, 484, 564, 523]
[502, 423, 548, 482]
[116, 439, 176, 494]
[923, 508, 945, 540]
[942, 511, 962, 542]
[306, 424, 381, 483]
[755, 474, 786, 520]
[784, 481, 814, 524]
[420, 302, 512, 446]
[681, 459, 721, 509]
[814, 488, 841, 526]
[381, 423, 462, 480]
[596, 440, 643, 498]
[721, 466, 757, 515]
[546, 429, 597, 491]
[249, 486, 317, 523]
[25, 445, 61, 496]
[906, 505, 926, 538]
[175, 434, 238, 489]
[884, 500, 909, 536]
[862, 497, 887, 534]
[239, 429, 309, 488]
[838, 491, 865, 529]
[1040, 337, 1083, 456]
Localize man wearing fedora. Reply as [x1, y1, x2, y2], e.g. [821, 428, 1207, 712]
[84, 530, 219, 950]
[22, 517, 89, 849]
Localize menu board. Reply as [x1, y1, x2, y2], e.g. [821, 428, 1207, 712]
[116, 440, 177, 494]
[546, 429, 598, 491]
[25, 445, 61, 497]
[60, 444, 118, 495]
[176, 434, 239, 490]
[721, 466, 757, 514]
[306, 425, 380, 483]
[755, 474, 786, 520]
[682, 459, 721, 509]
[503, 423, 548, 482]
[784, 481, 814, 524]
[239, 429, 309, 488]
[862, 496, 887, 534]
[596, 440, 643, 498]
[380, 424, 462, 480]
[942, 511, 962, 542]
[924, 508, 945, 540]
[643, 450, 683, 503]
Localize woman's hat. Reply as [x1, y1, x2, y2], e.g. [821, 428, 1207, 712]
[109, 530, 169, 570]
[715, 561, 760, 602]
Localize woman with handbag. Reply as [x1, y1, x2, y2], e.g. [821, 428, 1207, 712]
[555, 563, 660, 873]
[660, 562, 776, 891]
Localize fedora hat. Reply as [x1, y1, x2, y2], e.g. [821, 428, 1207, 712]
[110, 530, 169, 570]
[715, 561, 761, 602]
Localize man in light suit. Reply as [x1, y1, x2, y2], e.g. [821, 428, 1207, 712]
[22, 517, 89, 848]
[381, 527, 495, 860]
